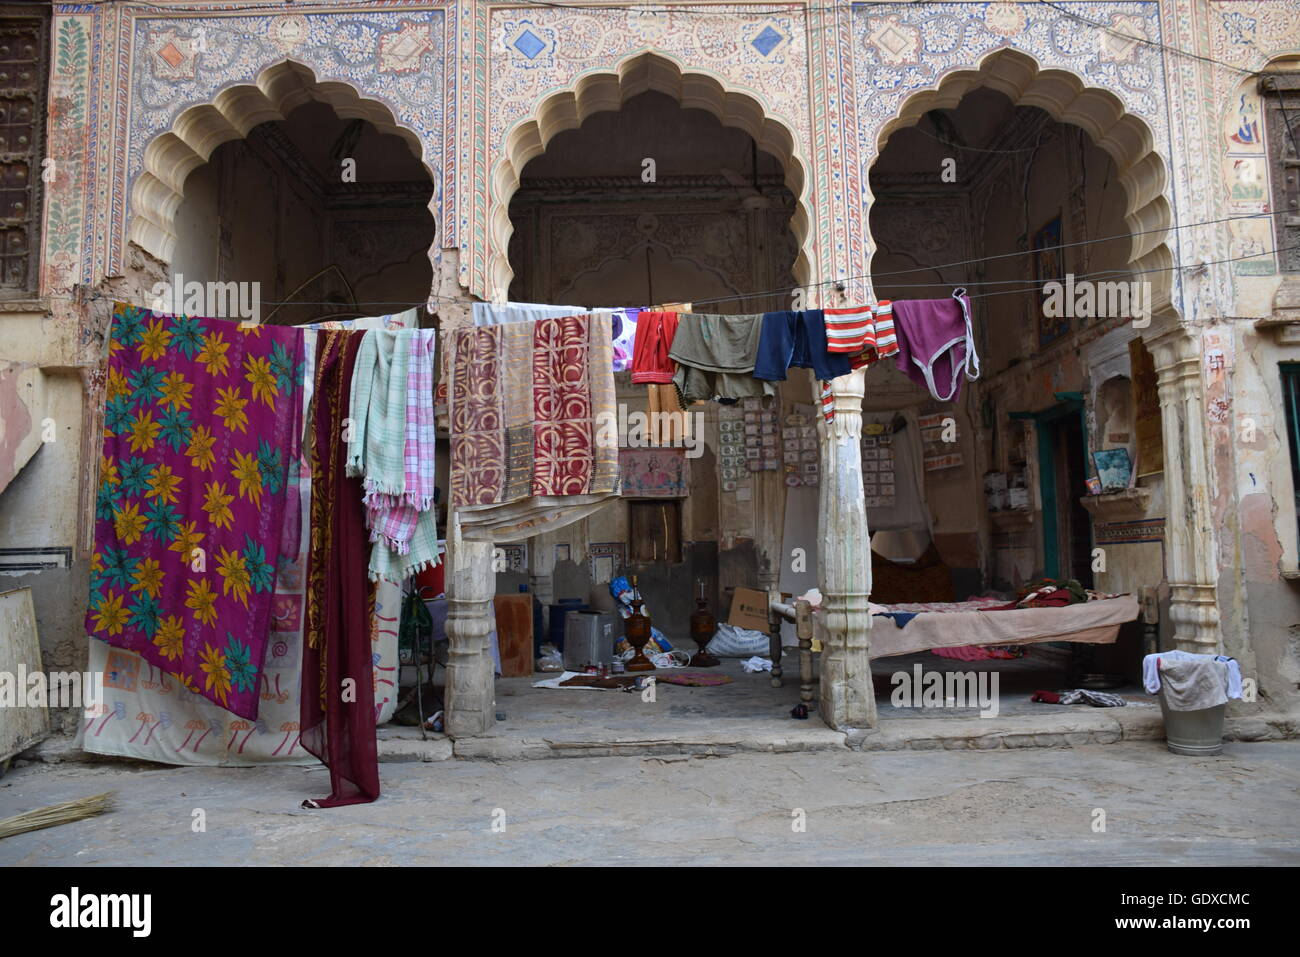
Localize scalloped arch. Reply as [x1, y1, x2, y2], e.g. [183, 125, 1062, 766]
[870, 48, 1175, 315]
[489, 52, 813, 301]
[128, 60, 431, 266]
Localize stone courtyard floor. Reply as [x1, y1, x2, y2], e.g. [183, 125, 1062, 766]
[2, 741, 1297, 866]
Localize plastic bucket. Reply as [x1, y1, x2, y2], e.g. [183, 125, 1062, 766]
[1158, 689, 1226, 756]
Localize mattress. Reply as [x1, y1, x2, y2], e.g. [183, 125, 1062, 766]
[867, 594, 1141, 660]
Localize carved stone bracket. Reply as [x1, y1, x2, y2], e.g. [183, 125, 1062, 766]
[1255, 276, 1300, 343]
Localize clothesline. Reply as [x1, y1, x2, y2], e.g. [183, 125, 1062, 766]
[61, 209, 1295, 316]
[475, 293, 980, 420]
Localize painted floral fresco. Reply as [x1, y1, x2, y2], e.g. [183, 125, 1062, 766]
[85, 303, 305, 719]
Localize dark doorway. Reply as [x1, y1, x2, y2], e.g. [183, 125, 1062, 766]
[1049, 413, 1094, 588]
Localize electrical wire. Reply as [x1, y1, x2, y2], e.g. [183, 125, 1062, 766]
[61, 240, 1295, 313]
[52, 208, 1287, 314]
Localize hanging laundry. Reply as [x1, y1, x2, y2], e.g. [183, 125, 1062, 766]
[818, 301, 898, 422]
[630, 309, 680, 384]
[449, 313, 619, 507]
[473, 301, 641, 373]
[302, 329, 380, 807]
[862, 410, 930, 532]
[82, 323, 406, 766]
[647, 380, 689, 446]
[823, 301, 897, 367]
[753, 309, 851, 383]
[85, 303, 305, 720]
[892, 289, 981, 402]
[609, 307, 640, 373]
[345, 322, 443, 582]
[471, 300, 585, 325]
[668, 312, 771, 402]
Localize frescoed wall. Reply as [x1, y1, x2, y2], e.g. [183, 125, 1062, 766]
[13, 1, 1300, 727]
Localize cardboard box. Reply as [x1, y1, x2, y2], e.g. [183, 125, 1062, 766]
[728, 587, 770, 632]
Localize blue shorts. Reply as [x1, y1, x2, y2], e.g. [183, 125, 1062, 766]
[753, 310, 851, 382]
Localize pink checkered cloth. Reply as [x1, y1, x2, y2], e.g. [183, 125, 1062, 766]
[405, 328, 437, 511]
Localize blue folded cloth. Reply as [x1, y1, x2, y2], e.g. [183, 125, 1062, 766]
[873, 611, 917, 629]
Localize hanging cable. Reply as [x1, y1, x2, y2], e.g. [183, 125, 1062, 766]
[63, 241, 1296, 314]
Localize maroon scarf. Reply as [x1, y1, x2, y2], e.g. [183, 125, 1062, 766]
[300, 330, 379, 807]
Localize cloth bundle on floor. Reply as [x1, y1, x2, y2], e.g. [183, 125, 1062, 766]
[1031, 689, 1127, 707]
[85, 303, 304, 719]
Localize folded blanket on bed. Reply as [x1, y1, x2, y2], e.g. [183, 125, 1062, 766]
[868, 595, 1141, 659]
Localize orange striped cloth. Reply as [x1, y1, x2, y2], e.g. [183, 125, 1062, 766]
[819, 301, 898, 422]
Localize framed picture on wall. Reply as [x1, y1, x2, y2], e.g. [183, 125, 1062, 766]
[1033, 213, 1068, 349]
[1091, 448, 1133, 492]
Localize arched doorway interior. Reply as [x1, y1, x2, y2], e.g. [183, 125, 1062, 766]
[863, 76, 1166, 696]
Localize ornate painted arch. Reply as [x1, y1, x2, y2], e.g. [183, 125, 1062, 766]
[129, 59, 435, 266]
[867, 47, 1176, 314]
[485, 51, 816, 303]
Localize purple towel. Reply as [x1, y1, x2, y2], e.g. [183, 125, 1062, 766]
[893, 294, 980, 401]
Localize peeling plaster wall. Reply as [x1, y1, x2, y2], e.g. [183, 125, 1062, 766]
[1225, 320, 1300, 712]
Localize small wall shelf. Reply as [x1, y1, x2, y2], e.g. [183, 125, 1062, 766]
[989, 509, 1035, 531]
[1079, 487, 1151, 522]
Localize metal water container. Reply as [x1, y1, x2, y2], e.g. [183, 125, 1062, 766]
[1158, 691, 1227, 756]
[562, 610, 618, 671]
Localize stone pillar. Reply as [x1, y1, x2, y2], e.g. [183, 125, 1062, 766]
[816, 369, 877, 728]
[1149, 324, 1220, 652]
[434, 246, 499, 736]
[443, 513, 497, 737]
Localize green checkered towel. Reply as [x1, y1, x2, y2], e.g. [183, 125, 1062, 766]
[346, 329, 409, 499]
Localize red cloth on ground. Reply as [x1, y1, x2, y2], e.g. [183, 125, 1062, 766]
[631, 311, 680, 384]
[301, 330, 380, 808]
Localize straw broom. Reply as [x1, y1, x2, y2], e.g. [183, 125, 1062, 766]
[0, 792, 114, 840]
